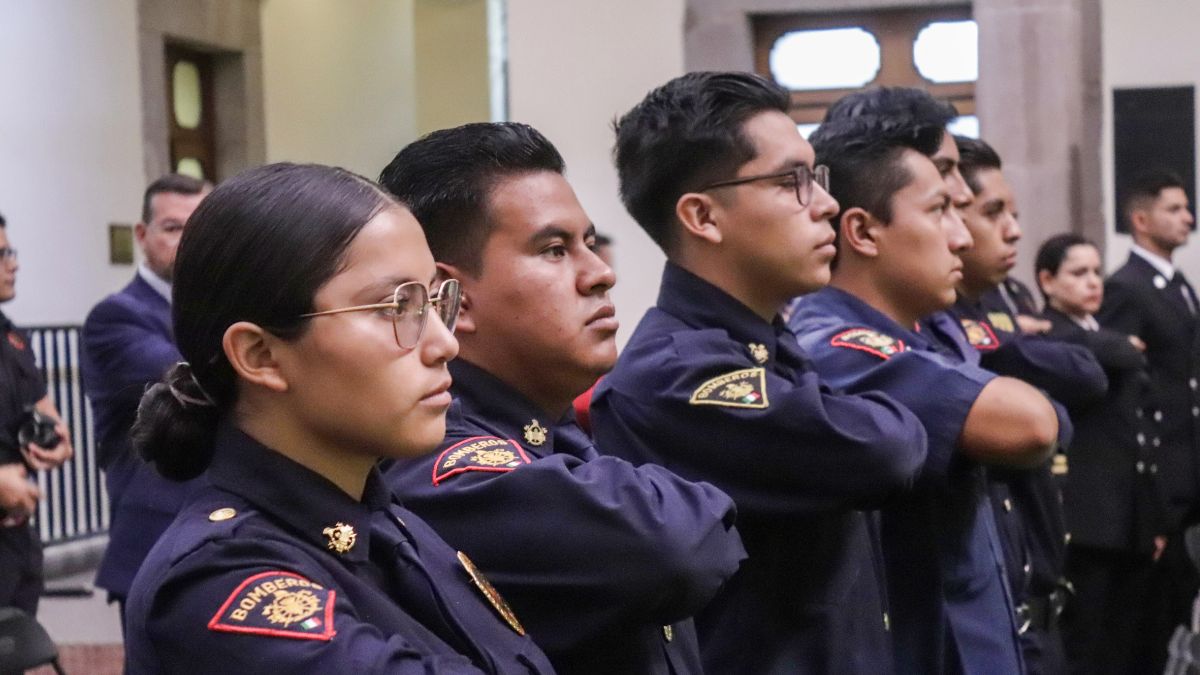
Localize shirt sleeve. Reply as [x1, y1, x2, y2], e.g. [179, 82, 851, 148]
[592, 329, 929, 518]
[980, 336, 1108, 408]
[130, 538, 486, 675]
[386, 443, 746, 656]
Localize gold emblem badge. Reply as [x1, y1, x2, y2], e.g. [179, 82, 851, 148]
[690, 368, 769, 409]
[208, 507, 237, 522]
[322, 522, 357, 554]
[523, 419, 548, 446]
[748, 342, 769, 364]
[960, 319, 999, 350]
[472, 449, 518, 467]
[830, 328, 906, 359]
[987, 312, 1015, 333]
[263, 589, 323, 627]
[457, 551, 526, 635]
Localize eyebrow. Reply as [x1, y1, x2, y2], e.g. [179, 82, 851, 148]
[529, 223, 597, 246]
[357, 276, 420, 299]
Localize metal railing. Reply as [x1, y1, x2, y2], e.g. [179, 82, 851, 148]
[25, 325, 108, 545]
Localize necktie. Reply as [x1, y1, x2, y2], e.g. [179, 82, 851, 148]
[1171, 272, 1197, 315]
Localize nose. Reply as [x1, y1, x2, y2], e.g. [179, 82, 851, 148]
[808, 182, 840, 224]
[420, 310, 459, 365]
[580, 244, 616, 295]
[945, 209, 974, 253]
[947, 168, 974, 209]
[1004, 213, 1023, 243]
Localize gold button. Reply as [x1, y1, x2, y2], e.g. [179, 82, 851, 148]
[1003, 498, 1013, 512]
[883, 612, 890, 631]
[208, 507, 237, 522]
[662, 625, 674, 642]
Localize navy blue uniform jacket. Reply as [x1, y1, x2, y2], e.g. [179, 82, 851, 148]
[590, 264, 928, 675]
[791, 287, 1023, 675]
[1098, 253, 1200, 530]
[82, 274, 205, 598]
[386, 358, 746, 674]
[125, 424, 554, 674]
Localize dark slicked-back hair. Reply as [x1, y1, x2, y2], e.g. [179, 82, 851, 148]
[613, 71, 790, 252]
[1123, 168, 1188, 226]
[955, 136, 1003, 195]
[824, 86, 958, 132]
[141, 173, 211, 224]
[0, 212, 5, 228]
[810, 114, 944, 226]
[378, 122, 565, 275]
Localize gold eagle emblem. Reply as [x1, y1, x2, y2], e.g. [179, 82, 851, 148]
[322, 522, 357, 554]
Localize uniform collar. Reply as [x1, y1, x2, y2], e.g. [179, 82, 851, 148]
[802, 286, 931, 349]
[657, 262, 786, 363]
[207, 423, 390, 563]
[0, 309, 12, 333]
[448, 359, 563, 453]
[1131, 244, 1177, 280]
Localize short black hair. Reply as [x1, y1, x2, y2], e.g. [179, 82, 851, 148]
[809, 113, 945, 225]
[0, 211, 5, 228]
[613, 71, 790, 252]
[1123, 168, 1188, 225]
[141, 174, 211, 224]
[378, 122, 565, 275]
[824, 86, 958, 132]
[595, 233, 613, 247]
[955, 135, 1003, 195]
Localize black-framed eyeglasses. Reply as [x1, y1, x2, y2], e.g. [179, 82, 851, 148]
[699, 164, 830, 207]
[300, 279, 461, 349]
[0, 248, 17, 264]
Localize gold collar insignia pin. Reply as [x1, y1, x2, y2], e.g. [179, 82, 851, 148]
[748, 342, 769, 364]
[322, 522, 357, 554]
[523, 419, 548, 446]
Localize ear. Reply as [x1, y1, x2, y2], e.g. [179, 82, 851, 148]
[437, 261, 475, 335]
[134, 222, 148, 246]
[1036, 269, 1055, 296]
[674, 192, 723, 245]
[837, 207, 882, 259]
[222, 321, 289, 393]
[1129, 208, 1150, 237]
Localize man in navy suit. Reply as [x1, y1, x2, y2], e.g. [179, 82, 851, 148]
[1098, 169, 1200, 669]
[81, 174, 209, 618]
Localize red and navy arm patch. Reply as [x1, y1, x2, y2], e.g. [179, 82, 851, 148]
[689, 368, 769, 409]
[831, 328, 907, 360]
[208, 571, 336, 641]
[432, 437, 532, 486]
[960, 319, 1000, 351]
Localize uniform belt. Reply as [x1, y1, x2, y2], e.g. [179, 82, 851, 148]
[1016, 587, 1068, 634]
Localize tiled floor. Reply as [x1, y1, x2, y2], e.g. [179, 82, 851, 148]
[30, 570, 124, 674]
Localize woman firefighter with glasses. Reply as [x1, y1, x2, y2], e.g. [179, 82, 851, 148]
[122, 163, 554, 674]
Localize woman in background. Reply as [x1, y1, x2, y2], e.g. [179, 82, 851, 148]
[1036, 233, 1162, 674]
[123, 163, 553, 674]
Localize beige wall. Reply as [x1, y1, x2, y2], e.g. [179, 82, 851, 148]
[1101, 0, 1200, 277]
[414, 0, 491, 135]
[0, 1, 146, 324]
[261, 0, 419, 178]
[507, 0, 686, 344]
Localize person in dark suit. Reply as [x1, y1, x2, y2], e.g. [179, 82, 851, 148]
[1097, 168, 1199, 670]
[1035, 233, 1163, 674]
[81, 174, 210, 618]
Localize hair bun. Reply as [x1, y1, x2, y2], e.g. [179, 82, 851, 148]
[131, 364, 220, 481]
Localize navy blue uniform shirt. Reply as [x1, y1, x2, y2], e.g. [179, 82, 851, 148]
[125, 424, 554, 674]
[791, 287, 1023, 675]
[386, 359, 745, 675]
[591, 264, 928, 675]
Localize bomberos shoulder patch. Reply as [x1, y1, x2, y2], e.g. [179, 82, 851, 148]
[960, 319, 999, 351]
[433, 436, 532, 486]
[689, 367, 769, 409]
[208, 570, 336, 641]
[830, 328, 907, 360]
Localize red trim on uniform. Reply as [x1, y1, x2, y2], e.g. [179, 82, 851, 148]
[431, 436, 531, 486]
[207, 570, 337, 641]
[7, 332, 25, 351]
[830, 328, 906, 361]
